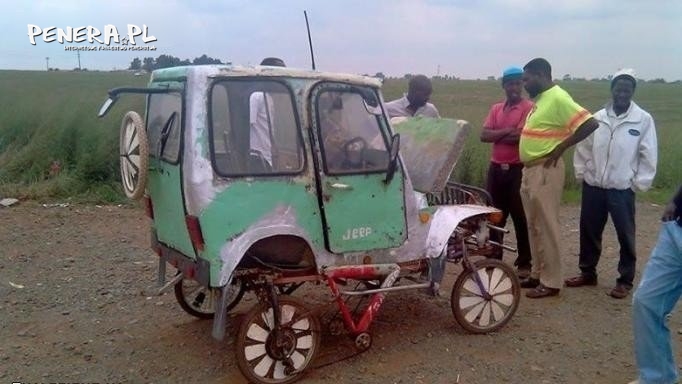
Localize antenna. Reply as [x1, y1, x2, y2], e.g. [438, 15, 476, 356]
[303, 10, 316, 70]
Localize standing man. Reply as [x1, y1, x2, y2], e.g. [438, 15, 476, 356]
[630, 184, 682, 384]
[480, 66, 534, 278]
[518, 58, 599, 299]
[249, 57, 286, 172]
[385, 75, 440, 119]
[566, 68, 657, 299]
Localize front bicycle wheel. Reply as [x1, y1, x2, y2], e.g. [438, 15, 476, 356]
[451, 259, 520, 333]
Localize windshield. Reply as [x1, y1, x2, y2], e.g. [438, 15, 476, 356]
[315, 85, 390, 175]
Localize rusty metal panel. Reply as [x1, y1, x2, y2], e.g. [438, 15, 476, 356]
[392, 117, 471, 193]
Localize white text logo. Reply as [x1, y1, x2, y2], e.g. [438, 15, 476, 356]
[28, 24, 157, 46]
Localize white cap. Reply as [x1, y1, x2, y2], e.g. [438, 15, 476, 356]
[612, 68, 637, 87]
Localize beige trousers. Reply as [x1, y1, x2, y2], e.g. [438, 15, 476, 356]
[520, 158, 565, 289]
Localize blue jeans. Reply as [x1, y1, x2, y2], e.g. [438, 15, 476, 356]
[633, 221, 682, 384]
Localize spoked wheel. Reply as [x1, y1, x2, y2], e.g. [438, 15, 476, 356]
[236, 296, 320, 384]
[119, 111, 148, 199]
[174, 277, 245, 319]
[451, 259, 520, 333]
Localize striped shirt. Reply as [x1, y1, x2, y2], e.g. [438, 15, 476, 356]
[520, 85, 592, 163]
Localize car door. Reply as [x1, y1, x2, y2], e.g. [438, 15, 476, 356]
[311, 82, 407, 253]
[145, 88, 196, 258]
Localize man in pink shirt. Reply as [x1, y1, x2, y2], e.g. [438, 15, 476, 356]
[480, 66, 534, 278]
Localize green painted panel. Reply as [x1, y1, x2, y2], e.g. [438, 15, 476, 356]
[150, 67, 190, 82]
[147, 163, 196, 258]
[321, 172, 406, 253]
[199, 180, 325, 266]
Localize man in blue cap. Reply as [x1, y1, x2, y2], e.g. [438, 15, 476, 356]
[480, 66, 534, 277]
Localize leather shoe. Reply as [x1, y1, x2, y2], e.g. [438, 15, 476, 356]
[564, 274, 598, 287]
[520, 277, 540, 288]
[609, 284, 631, 299]
[526, 284, 560, 299]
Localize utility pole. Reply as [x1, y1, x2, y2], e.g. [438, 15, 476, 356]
[77, 51, 81, 71]
[437, 64, 441, 77]
[46, 57, 49, 71]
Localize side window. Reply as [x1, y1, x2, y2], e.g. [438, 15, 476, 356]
[147, 93, 182, 163]
[316, 89, 389, 174]
[210, 80, 303, 176]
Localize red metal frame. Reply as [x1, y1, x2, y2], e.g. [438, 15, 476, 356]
[323, 265, 397, 335]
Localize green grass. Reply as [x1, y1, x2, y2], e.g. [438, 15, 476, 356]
[0, 70, 146, 202]
[0, 70, 680, 203]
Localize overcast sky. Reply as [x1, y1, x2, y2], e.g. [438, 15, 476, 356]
[2, 0, 681, 80]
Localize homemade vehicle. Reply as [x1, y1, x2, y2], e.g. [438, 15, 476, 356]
[98, 65, 520, 384]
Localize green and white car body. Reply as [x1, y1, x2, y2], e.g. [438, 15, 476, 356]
[102, 64, 499, 339]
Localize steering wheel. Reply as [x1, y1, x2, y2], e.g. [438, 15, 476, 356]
[342, 136, 367, 168]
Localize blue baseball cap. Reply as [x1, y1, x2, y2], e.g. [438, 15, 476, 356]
[502, 66, 523, 84]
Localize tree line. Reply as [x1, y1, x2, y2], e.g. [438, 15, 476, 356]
[128, 54, 226, 71]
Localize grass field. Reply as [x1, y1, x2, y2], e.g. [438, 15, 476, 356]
[0, 70, 146, 202]
[0, 70, 679, 203]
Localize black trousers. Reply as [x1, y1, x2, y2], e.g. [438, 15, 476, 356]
[486, 162, 532, 269]
[579, 182, 636, 287]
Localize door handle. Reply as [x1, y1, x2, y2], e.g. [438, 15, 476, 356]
[328, 182, 353, 190]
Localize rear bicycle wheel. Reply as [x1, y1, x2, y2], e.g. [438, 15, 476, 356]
[236, 296, 320, 384]
[174, 277, 244, 319]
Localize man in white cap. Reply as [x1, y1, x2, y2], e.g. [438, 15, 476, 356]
[566, 68, 658, 298]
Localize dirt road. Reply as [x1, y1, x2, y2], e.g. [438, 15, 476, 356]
[1, 201, 679, 384]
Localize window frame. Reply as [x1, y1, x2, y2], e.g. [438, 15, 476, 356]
[313, 82, 391, 176]
[144, 90, 185, 165]
[207, 77, 307, 178]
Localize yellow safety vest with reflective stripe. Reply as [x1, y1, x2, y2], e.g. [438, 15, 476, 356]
[519, 85, 592, 163]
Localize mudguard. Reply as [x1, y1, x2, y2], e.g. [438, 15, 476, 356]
[424, 204, 499, 259]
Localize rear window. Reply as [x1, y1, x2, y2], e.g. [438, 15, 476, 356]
[147, 93, 182, 163]
[210, 80, 303, 176]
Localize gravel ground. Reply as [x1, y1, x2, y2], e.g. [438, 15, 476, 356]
[1, 201, 679, 384]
